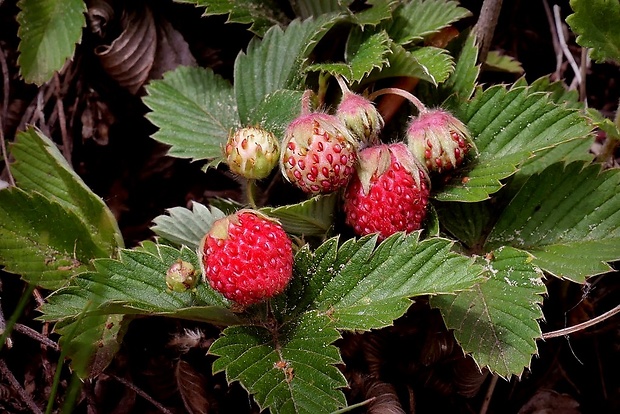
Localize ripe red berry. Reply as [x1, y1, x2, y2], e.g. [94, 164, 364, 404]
[199, 210, 293, 306]
[280, 112, 358, 194]
[406, 109, 473, 173]
[344, 143, 430, 240]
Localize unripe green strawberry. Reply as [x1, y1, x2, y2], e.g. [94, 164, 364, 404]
[280, 112, 358, 194]
[335, 77, 384, 147]
[344, 143, 430, 240]
[225, 126, 280, 179]
[166, 260, 198, 292]
[199, 210, 293, 307]
[406, 109, 473, 173]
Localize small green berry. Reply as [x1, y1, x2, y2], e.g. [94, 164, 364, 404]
[166, 260, 198, 292]
[225, 126, 280, 179]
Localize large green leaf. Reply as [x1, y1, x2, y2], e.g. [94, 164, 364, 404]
[432, 247, 546, 378]
[435, 200, 492, 249]
[10, 127, 123, 252]
[485, 162, 620, 282]
[261, 194, 338, 237]
[246, 89, 304, 139]
[0, 189, 108, 289]
[291, 0, 349, 19]
[365, 43, 454, 86]
[439, 30, 479, 104]
[151, 201, 227, 250]
[280, 233, 484, 330]
[566, 0, 620, 64]
[143, 66, 240, 161]
[234, 15, 342, 124]
[388, 0, 472, 45]
[174, 0, 287, 36]
[17, 0, 86, 84]
[210, 311, 347, 414]
[435, 84, 594, 202]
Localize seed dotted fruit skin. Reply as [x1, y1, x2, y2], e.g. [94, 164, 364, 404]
[280, 112, 357, 194]
[406, 109, 472, 173]
[344, 143, 430, 240]
[200, 210, 293, 306]
[225, 126, 280, 180]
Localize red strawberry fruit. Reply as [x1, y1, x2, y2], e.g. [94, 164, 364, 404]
[280, 112, 358, 194]
[199, 210, 293, 306]
[344, 143, 430, 240]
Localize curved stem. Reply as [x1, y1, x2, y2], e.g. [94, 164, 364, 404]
[301, 89, 315, 115]
[368, 87, 427, 113]
[246, 179, 258, 209]
[542, 304, 620, 339]
[334, 74, 350, 95]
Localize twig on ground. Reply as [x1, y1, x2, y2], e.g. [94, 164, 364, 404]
[479, 374, 498, 414]
[13, 323, 60, 351]
[0, 43, 14, 186]
[542, 0, 564, 80]
[542, 304, 620, 339]
[553, 5, 582, 87]
[110, 374, 175, 414]
[0, 359, 44, 414]
[53, 73, 72, 164]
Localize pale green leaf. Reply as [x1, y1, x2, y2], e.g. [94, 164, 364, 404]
[247, 89, 304, 139]
[485, 162, 620, 282]
[143, 66, 240, 160]
[484, 51, 524, 74]
[282, 234, 484, 331]
[389, 0, 472, 45]
[566, 0, 620, 64]
[210, 311, 347, 414]
[234, 15, 342, 124]
[291, 0, 349, 19]
[11, 127, 123, 252]
[151, 201, 227, 250]
[261, 193, 338, 236]
[174, 0, 287, 36]
[432, 247, 545, 378]
[304, 62, 353, 79]
[351, 0, 398, 27]
[0, 189, 108, 289]
[435, 84, 594, 202]
[17, 0, 86, 84]
[365, 43, 454, 86]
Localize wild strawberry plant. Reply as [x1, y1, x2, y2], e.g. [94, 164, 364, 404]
[2, 0, 620, 413]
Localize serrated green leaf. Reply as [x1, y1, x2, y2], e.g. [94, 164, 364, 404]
[345, 30, 391, 82]
[365, 43, 454, 86]
[485, 162, 620, 282]
[175, 0, 287, 36]
[439, 30, 479, 104]
[484, 51, 524, 74]
[388, 0, 472, 45]
[432, 247, 545, 378]
[304, 62, 353, 79]
[10, 127, 123, 252]
[143, 66, 240, 160]
[261, 193, 337, 237]
[436, 84, 594, 202]
[351, 0, 398, 27]
[0, 189, 109, 289]
[40, 244, 234, 322]
[566, 0, 620, 64]
[234, 15, 342, 125]
[247, 89, 304, 139]
[281, 234, 484, 331]
[435, 200, 492, 249]
[17, 0, 86, 84]
[151, 201, 226, 250]
[210, 311, 347, 414]
[291, 0, 350, 19]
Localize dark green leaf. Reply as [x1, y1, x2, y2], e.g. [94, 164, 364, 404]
[17, 0, 86, 84]
[143, 66, 239, 161]
[261, 194, 338, 237]
[486, 162, 620, 282]
[432, 247, 545, 378]
[247, 89, 304, 139]
[566, 0, 620, 63]
[210, 311, 347, 414]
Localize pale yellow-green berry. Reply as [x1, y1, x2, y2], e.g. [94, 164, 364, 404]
[225, 127, 280, 179]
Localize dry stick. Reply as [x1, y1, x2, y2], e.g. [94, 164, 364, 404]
[473, 0, 503, 64]
[0, 43, 14, 186]
[479, 373, 498, 414]
[579, 47, 589, 103]
[110, 374, 175, 414]
[542, 304, 620, 339]
[0, 359, 44, 414]
[13, 323, 60, 351]
[542, 0, 564, 80]
[0, 279, 13, 349]
[553, 5, 582, 87]
[53, 73, 72, 164]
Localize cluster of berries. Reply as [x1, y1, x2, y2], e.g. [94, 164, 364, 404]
[191, 79, 473, 306]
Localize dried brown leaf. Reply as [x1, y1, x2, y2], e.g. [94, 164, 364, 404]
[176, 359, 210, 414]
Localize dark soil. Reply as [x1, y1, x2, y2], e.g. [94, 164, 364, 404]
[1, 0, 618, 413]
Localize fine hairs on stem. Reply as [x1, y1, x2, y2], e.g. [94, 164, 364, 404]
[368, 88, 428, 114]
